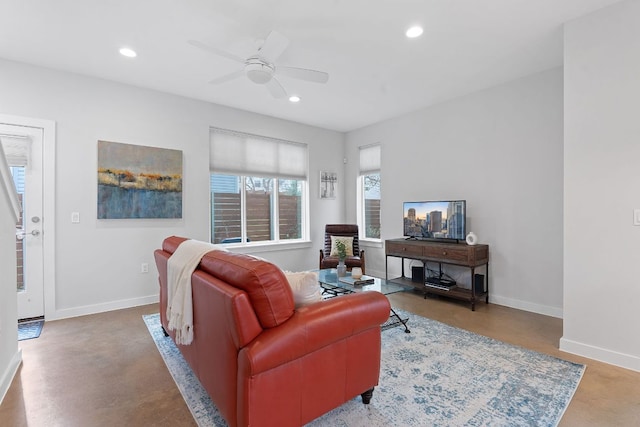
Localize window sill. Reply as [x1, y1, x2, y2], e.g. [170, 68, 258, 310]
[359, 239, 383, 249]
[224, 240, 313, 254]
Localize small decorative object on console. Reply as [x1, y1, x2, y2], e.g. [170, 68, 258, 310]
[466, 231, 478, 245]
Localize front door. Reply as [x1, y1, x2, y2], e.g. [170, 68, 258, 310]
[0, 123, 44, 320]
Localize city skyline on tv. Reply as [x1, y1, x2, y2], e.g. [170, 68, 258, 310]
[403, 200, 466, 240]
[403, 201, 452, 220]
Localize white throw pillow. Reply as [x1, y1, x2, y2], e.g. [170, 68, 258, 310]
[329, 236, 354, 257]
[283, 271, 322, 308]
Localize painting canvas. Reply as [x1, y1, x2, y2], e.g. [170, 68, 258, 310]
[97, 140, 182, 219]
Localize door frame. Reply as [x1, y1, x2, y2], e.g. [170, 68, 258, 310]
[0, 114, 56, 320]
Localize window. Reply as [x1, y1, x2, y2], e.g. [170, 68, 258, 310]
[11, 166, 25, 291]
[210, 128, 307, 244]
[358, 144, 381, 240]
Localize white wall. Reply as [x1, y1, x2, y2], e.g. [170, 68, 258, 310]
[562, 0, 640, 371]
[0, 58, 344, 320]
[345, 68, 564, 317]
[0, 145, 21, 403]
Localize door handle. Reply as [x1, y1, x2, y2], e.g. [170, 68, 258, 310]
[16, 229, 40, 240]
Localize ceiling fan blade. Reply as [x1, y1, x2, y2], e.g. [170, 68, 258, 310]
[276, 66, 329, 84]
[258, 31, 289, 62]
[265, 77, 287, 99]
[188, 39, 245, 64]
[208, 70, 244, 85]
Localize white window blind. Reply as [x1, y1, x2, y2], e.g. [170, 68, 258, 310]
[359, 144, 380, 175]
[0, 136, 31, 166]
[210, 128, 308, 179]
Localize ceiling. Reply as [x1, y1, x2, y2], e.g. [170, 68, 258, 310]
[0, 0, 624, 132]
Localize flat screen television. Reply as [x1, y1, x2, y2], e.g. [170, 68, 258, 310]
[403, 200, 466, 242]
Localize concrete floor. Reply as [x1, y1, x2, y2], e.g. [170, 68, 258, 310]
[1, 292, 639, 426]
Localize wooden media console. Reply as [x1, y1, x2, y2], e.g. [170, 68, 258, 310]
[385, 238, 489, 311]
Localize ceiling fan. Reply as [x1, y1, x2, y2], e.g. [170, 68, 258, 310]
[188, 31, 329, 99]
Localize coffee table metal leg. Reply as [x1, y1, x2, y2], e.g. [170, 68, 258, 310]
[319, 277, 410, 333]
[386, 307, 410, 333]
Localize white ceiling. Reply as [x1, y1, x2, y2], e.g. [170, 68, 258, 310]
[0, 0, 624, 132]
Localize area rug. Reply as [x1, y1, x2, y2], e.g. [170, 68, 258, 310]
[18, 319, 44, 341]
[143, 311, 585, 427]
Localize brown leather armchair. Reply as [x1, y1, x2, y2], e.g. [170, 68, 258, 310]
[319, 224, 365, 273]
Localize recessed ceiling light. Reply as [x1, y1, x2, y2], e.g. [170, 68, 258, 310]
[119, 47, 137, 58]
[405, 26, 424, 39]
[289, 95, 301, 103]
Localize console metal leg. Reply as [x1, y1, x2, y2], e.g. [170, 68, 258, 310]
[486, 263, 490, 303]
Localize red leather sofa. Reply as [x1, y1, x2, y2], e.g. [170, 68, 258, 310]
[154, 236, 391, 427]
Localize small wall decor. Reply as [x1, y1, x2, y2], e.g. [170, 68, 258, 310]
[320, 171, 337, 199]
[97, 140, 183, 219]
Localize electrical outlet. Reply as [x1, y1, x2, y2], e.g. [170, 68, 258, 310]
[141, 263, 149, 274]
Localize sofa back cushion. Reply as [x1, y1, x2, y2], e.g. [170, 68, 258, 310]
[162, 236, 295, 329]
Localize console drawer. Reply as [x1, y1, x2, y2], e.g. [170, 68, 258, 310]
[422, 245, 470, 263]
[386, 241, 423, 257]
[386, 239, 488, 266]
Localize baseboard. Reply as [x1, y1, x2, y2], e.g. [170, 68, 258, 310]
[0, 348, 22, 405]
[367, 268, 386, 280]
[489, 294, 563, 319]
[374, 269, 563, 319]
[48, 294, 159, 321]
[560, 337, 640, 372]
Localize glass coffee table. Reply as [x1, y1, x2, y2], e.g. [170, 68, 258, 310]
[317, 269, 411, 333]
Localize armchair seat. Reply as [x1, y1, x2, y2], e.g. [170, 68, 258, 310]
[319, 224, 365, 273]
[320, 255, 363, 270]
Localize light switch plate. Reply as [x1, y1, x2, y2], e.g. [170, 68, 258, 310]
[634, 209, 640, 226]
[71, 212, 80, 223]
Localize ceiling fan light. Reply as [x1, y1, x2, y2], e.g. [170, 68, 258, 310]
[245, 62, 273, 84]
[406, 26, 424, 38]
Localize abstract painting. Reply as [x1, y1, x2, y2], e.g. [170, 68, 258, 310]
[97, 140, 182, 219]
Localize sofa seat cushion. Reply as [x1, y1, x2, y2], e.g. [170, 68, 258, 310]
[320, 255, 362, 269]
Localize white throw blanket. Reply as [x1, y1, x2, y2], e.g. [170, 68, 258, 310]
[166, 239, 224, 345]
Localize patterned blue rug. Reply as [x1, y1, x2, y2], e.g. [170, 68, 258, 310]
[143, 311, 584, 426]
[18, 319, 44, 341]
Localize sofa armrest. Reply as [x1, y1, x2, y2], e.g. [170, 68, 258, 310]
[240, 291, 390, 375]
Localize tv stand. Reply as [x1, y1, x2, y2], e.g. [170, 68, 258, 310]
[385, 238, 489, 311]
